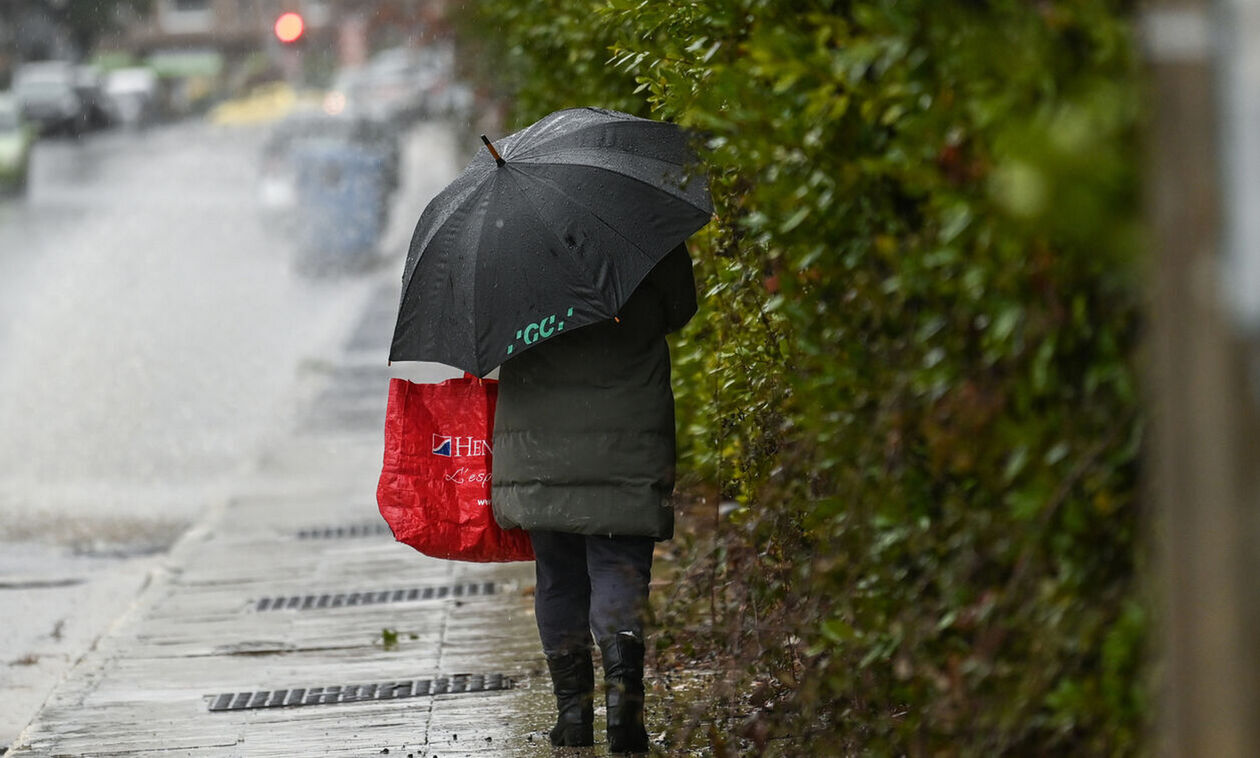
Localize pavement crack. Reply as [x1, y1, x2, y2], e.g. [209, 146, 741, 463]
[0, 578, 85, 590]
[420, 566, 458, 750]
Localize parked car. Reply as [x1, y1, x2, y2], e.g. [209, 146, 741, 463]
[13, 61, 88, 136]
[335, 45, 456, 126]
[359, 54, 429, 126]
[74, 65, 112, 129]
[103, 67, 160, 128]
[0, 94, 34, 191]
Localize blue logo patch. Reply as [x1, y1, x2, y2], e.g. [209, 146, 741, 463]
[432, 434, 452, 457]
[431, 434, 492, 457]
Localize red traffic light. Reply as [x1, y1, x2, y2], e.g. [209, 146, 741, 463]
[274, 12, 305, 44]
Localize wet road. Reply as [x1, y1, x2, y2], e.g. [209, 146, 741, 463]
[0, 118, 458, 742]
[0, 123, 376, 536]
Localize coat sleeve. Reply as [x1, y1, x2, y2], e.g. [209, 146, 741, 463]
[648, 242, 698, 334]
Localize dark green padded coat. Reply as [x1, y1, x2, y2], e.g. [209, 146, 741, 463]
[491, 244, 697, 540]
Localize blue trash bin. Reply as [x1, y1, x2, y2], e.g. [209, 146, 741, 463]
[291, 140, 389, 270]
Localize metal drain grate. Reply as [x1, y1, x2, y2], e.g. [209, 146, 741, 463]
[254, 582, 496, 612]
[295, 522, 393, 540]
[208, 673, 513, 711]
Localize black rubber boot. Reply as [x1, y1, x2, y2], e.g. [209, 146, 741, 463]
[600, 631, 649, 754]
[546, 649, 595, 747]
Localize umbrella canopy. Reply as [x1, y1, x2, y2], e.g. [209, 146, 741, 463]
[388, 107, 713, 376]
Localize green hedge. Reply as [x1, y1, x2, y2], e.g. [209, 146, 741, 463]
[458, 1, 1146, 753]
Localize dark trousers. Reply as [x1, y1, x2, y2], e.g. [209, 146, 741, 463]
[529, 530, 655, 656]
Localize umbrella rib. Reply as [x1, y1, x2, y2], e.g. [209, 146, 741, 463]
[394, 176, 494, 367]
[465, 177, 506, 376]
[509, 113, 668, 161]
[407, 170, 495, 271]
[511, 168, 661, 279]
[398, 175, 497, 372]
[501, 170, 606, 296]
[505, 111, 601, 159]
[513, 154, 712, 215]
[515, 137, 684, 163]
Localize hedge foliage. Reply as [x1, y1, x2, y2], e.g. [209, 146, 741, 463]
[457, 1, 1146, 753]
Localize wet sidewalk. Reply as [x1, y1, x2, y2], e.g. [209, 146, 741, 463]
[5, 280, 564, 757]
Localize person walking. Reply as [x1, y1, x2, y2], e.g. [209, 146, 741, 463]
[491, 241, 698, 754]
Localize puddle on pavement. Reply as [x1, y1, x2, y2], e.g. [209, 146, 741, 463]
[0, 513, 187, 560]
[0, 540, 132, 582]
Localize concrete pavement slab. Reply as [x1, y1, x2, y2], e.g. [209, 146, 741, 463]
[5, 455, 565, 756]
[3, 309, 582, 756]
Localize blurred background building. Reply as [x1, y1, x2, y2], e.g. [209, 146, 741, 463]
[0, 0, 459, 114]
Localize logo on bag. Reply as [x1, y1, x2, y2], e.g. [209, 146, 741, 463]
[432, 434, 492, 457]
[444, 468, 492, 486]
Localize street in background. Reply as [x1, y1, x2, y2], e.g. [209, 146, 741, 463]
[12, 61, 90, 137]
[0, 2, 488, 749]
[0, 111, 465, 750]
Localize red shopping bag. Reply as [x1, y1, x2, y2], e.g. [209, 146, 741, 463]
[377, 375, 534, 562]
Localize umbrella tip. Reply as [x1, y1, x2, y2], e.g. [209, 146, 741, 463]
[480, 135, 506, 167]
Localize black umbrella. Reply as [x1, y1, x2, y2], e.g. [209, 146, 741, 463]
[388, 107, 713, 376]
